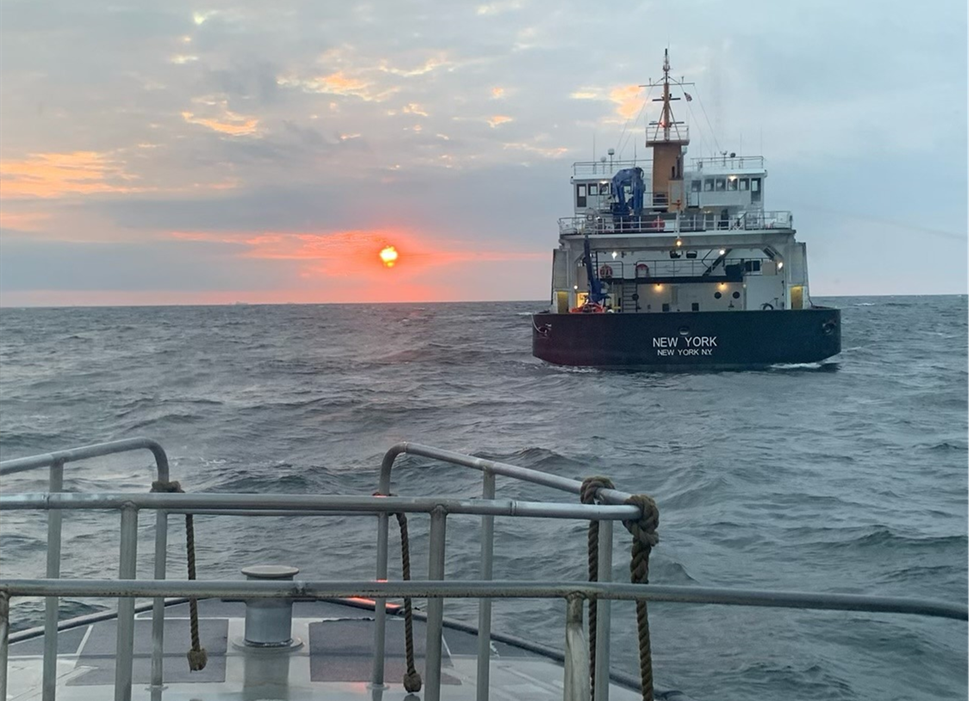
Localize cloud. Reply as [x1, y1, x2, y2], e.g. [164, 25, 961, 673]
[0, 152, 145, 199]
[486, 115, 513, 128]
[181, 110, 260, 136]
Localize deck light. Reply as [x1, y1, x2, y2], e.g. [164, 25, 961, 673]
[719, 249, 726, 255]
[611, 251, 618, 259]
[655, 284, 664, 291]
[675, 238, 683, 247]
[777, 261, 784, 270]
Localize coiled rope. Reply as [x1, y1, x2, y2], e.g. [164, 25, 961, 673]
[580, 477, 659, 701]
[150, 479, 208, 671]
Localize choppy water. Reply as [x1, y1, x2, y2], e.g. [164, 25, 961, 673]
[0, 296, 967, 700]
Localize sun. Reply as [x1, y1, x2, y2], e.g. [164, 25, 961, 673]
[379, 245, 399, 267]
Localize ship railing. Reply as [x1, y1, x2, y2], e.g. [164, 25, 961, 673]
[571, 158, 653, 178]
[558, 210, 793, 236]
[689, 155, 766, 171]
[0, 441, 968, 701]
[645, 123, 689, 144]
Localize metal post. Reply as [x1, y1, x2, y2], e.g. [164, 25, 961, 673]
[593, 519, 613, 701]
[1, 592, 10, 701]
[42, 459, 64, 701]
[563, 597, 588, 701]
[115, 505, 139, 701]
[149, 510, 168, 696]
[424, 508, 448, 701]
[371, 511, 390, 689]
[476, 471, 496, 701]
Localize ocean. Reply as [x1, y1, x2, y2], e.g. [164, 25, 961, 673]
[0, 295, 967, 700]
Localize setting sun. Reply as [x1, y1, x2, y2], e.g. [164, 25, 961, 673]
[379, 245, 399, 267]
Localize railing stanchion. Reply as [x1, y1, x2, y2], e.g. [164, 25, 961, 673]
[1, 591, 10, 701]
[425, 508, 448, 701]
[149, 510, 168, 697]
[42, 459, 64, 701]
[594, 519, 613, 701]
[476, 471, 496, 701]
[371, 512, 390, 689]
[115, 505, 139, 701]
[563, 597, 588, 701]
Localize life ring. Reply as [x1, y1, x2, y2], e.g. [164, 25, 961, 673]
[635, 263, 650, 278]
[599, 264, 613, 279]
[761, 303, 775, 311]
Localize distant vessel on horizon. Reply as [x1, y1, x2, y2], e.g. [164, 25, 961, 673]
[532, 51, 841, 369]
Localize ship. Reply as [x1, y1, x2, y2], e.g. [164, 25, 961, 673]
[532, 51, 841, 370]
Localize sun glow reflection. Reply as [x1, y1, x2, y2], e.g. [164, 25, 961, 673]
[379, 245, 399, 267]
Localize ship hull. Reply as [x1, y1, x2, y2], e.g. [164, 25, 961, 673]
[532, 307, 840, 370]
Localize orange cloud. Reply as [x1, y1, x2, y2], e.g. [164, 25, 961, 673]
[487, 115, 513, 128]
[608, 85, 644, 119]
[181, 110, 260, 136]
[0, 151, 144, 199]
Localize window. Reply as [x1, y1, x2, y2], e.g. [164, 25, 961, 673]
[669, 250, 682, 259]
[588, 183, 599, 196]
[715, 178, 726, 192]
[576, 184, 587, 208]
[686, 250, 698, 259]
[714, 292, 722, 299]
[691, 180, 701, 193]
[739, 178, 749, 191]
[732, 291, 741, 299]
[662, 303, 670, 312]
[751, 178, 761, 192]
[728, 178, 737, 191]
[691, 302, 700, 311]
[599, 182, 609, 195]
[704, 179, 714, 191]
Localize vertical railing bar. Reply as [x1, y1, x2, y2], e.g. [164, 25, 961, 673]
[593, 519, 613, 701]
[114, 505, 139, 701]
[149, 509, 168, 696]
[475, 471, 496, 701]
[0, 592, 10, 701]
[42, 459, 64, 701]
[424, 508, 448, 701]
[563, 596, 588, 701]
[371, 511, 390, 689]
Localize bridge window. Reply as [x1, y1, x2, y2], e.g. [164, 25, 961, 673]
[715, 178, 726, 192]
[691, 180, 701, 192]
[704, 179, 714, 191]
[727, 178, 738, 191]
[576, 184, 586, 208]
[739, 178, 749, 191]
[588, 183, 599, 196]
[599, 182, 610, 195]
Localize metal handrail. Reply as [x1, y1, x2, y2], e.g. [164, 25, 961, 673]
[2, 579, 966, 621]
[558, 210, 794, 236]
[0, 438, 172, 701]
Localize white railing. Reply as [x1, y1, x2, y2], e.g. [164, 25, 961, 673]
[571, 159, 652, 179]
[646, 123, 689, 144]
[689, 155, 766, 171]
[558, 210, 793, 236]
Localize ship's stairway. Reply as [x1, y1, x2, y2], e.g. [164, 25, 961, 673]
[620, 281, 640, 313]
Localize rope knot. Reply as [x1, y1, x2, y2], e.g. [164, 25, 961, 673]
[623, 494, 660, 550]
[403, 670, 422, 693]
[150, 479, 183, 493]
[580, 476, 615, 505]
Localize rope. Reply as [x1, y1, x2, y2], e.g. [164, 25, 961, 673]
[394, 511, 422, 692]
[151, 479, 207, 671]
[375, 492, 422, 693]
[580, 476, 615, 701]
[623, 494, 659, 701]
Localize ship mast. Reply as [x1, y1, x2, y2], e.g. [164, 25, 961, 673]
[646, 49, 689, 213]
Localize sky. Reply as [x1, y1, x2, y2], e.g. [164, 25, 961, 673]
[0, 0, 968, 306]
